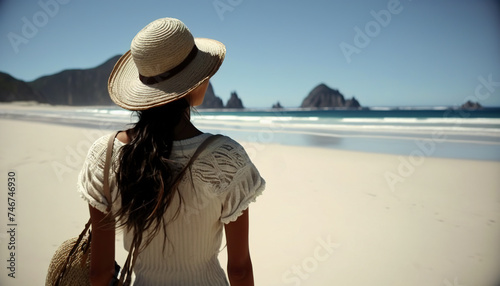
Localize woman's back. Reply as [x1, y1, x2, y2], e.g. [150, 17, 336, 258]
[78, 133, 265, 285]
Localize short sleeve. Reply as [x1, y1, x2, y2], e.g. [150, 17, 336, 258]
[193, 137, 265, 224]
[76, 134, 114, 214]
[219, 159, 265, 224]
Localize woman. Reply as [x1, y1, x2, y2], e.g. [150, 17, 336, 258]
[77, 18, 265, 285]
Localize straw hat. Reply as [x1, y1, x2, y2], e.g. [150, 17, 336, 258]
[108, 18, 226, 111]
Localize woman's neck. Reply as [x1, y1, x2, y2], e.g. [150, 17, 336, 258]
[173, 108, 202, 140]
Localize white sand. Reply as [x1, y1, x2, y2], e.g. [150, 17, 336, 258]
[0, 117, 499, 286]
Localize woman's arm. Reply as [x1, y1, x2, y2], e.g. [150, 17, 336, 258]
[224, 208, 254, 286]
[89, 205, 116, 286]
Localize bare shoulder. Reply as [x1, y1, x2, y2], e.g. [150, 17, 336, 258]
[116, 130, 131, 144]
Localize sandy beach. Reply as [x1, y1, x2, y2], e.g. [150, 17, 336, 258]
[1, 115, 499, 285]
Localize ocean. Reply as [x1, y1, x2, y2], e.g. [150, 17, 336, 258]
[2, 106, 500, 161]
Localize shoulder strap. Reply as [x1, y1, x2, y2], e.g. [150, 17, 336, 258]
[103, 131, 120, 212]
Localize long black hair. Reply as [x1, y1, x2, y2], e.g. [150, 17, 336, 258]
[114, 98, 191, 250]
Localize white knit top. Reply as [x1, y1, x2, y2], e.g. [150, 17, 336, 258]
[77, 133, 265, 286]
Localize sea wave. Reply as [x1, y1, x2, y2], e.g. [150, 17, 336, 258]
[340, 117, 500, 125]
[2, 105, 500, 160]
[2, 106, 499, 142]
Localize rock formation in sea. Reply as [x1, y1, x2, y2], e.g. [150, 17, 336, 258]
[344, 97, 361, 108]
[300, 83, 361, 109]
[272, 101, 283, 109]
[460, 100, 483, 109]
[198, 82, 224, 109]
[225, 91, 244, 109]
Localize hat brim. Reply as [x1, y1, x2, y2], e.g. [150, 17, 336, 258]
[108, 38, 226, 111]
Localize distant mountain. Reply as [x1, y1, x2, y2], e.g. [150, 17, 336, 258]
[0, 72, 47, 103]
[29, 55, 121, 105]
[301, 83, 361, 109]
[1, 56, 119, 105]
[0, 56, 245, 108]
[226, 91, 244, 109]
[198, 82, 224, 109]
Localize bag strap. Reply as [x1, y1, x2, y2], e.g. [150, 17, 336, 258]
[54, 132, 121, 286]
[117, 133, 223, 285]
[102, 131, 134, 286]
[170, 134, 223, 192]
[54, 220, 92, 286]
[103, 131, 119, 210]
[187, 134, 223, 167]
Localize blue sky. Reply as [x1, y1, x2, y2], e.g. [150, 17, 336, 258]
[1, 0, 499, 108]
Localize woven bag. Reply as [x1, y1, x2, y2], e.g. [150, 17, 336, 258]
[46, 132, 119, 286]
[45, 221, 92, 286]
